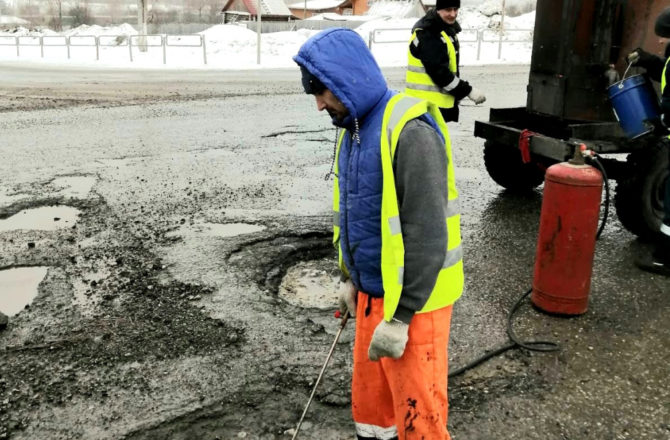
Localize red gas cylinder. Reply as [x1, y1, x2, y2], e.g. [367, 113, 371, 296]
[531, 153, 602, 315]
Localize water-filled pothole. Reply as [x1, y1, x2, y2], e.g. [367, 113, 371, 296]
[278, 257, 339, 309]
[0, 266, 48, 316]
[0, 206, 80, 232]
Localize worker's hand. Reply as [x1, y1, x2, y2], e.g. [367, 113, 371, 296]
[368, 319, 409, 361]
[338, 279, 357, 317]
[626, 50, 640, 65]
[467, 88, 486, 105]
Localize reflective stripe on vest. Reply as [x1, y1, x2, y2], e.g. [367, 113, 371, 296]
[662, 57, 670, 140]
[332, 129, 348, 279]
[332, 94, 464, 322]
[405, 30, 458, 109]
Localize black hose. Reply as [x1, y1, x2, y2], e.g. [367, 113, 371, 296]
[449, 153, 611, 378]
[448, 288, 559, 378]
[587, 155, 610, 240]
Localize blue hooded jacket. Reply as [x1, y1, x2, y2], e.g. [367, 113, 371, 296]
[294, 28, 393, 296]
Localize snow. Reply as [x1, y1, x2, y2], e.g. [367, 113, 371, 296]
[0, 15, 28, 25]
[288, 0, 346, 10]
[0, 7, 535, 70]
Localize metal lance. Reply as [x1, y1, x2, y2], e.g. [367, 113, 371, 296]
[291, 311, 350, 440]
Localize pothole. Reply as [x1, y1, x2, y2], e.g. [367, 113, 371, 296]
[168, 222, 266, 238]
[278, 257, 339, 309]
[0, 266, 49, 316]
[0, 205, 81, 232]
[51, 176, 96, 198]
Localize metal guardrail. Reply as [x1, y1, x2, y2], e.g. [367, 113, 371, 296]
[368, 27, 533, 61]
[0, 33, 208, 65]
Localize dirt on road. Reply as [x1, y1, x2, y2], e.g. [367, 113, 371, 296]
[0, 64, 668, 440]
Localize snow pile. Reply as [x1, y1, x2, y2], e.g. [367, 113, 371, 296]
[479, 0, 537, 17]
[65, 23, 138, 37]
[0, 15, 29, 25]
[365, 0, 424, 19]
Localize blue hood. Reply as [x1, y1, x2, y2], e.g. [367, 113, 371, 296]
[293, 28, 389, 128]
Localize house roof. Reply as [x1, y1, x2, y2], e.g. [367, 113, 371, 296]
[287, 0, 347, 11]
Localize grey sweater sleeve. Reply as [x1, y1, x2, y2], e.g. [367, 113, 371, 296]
[391, 118, 449, 324]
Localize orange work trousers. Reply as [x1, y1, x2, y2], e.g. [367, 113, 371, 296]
[352, 292, 453, 440]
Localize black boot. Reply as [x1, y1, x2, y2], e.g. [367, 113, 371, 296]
[636, 234, 670, 276]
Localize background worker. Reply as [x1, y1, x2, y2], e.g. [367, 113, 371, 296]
[405, 0, 486, 123]
[294, 28, 463, 439]
[627, 7, 670, 277]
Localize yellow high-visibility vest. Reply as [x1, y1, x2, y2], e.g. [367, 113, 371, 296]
[405, 30, 458, 109]
[333, 94, 464, 321]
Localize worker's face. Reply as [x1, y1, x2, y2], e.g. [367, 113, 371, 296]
[314, 89, 349, 123]
[437, 7, 459, 25]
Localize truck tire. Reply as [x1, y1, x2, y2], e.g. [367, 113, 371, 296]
[483, 140, 546, 191]
[614, 142, 668, 240]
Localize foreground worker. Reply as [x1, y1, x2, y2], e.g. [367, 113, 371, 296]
[294, 28, 463, 439]
[405, 0, 486, 123]
[627, 7, 670, 277]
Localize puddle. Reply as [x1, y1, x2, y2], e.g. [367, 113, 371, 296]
[0, 266, 49, 316]
[168, 222, 266, 238]
[0, 206, 81, 232]
[278, 258, 339, 309]
[52, 176, 96, 198]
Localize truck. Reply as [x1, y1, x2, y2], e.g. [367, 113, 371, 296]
[474, 0, 669, 240]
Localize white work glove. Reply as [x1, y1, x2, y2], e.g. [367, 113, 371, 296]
[626, 50, 640, 65]
[338, 279, 357, 317]
[368, 319, 409, 361]
[467, 87, 486, 105]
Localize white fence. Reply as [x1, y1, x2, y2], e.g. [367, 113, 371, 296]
[368, 27, 533, 60]
[0, 33, 207, 65]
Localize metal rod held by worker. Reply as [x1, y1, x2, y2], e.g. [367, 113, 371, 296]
[291, 311, 350, 440]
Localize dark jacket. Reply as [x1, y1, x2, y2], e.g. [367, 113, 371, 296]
[410, 9, 472, 122]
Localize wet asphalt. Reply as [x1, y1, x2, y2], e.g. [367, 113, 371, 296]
[0, 62, 668, 439]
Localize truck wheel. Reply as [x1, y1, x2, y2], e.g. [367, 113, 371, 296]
[483, 140, 546, 191]
[614, 142, 668, 240]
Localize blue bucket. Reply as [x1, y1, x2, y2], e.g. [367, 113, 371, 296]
[608, 74, 661, 138]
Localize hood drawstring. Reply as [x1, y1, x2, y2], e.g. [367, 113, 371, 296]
[324, 118, 360, 181]
[324, 128, 339, 181]
[352, 118, 361, 145]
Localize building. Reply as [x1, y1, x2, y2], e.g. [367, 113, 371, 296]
[221, 0, 294, 22]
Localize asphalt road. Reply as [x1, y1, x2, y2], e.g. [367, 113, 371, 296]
[0, 62, 668, 440]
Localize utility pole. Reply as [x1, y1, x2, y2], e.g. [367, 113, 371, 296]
[303, 0, 306, 19]
[137, 0, 147, 52]
[256, 0, 262, 64]
[498, 0, 506, 59]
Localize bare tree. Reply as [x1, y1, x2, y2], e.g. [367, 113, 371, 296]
[49, 0, 63, 30]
